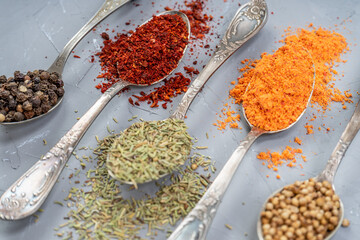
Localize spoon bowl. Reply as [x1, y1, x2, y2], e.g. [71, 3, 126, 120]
[257, 98, 360, 240]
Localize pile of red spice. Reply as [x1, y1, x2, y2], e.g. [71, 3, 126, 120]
[128, 0, 213, 109]
[95, 14, 188, 93]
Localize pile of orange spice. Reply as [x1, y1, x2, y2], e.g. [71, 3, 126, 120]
[215, 25, 351, 131]
[240, 43, 314, 131]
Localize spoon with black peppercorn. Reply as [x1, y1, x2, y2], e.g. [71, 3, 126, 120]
[0, 0, 132, 124]
[106, 0, 268, 186]
[0, 10, 190, 220]
[257, 98, 360, 240]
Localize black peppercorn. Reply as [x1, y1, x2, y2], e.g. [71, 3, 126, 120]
[14, 112, 25, 121]
[0, 70, 64, 122]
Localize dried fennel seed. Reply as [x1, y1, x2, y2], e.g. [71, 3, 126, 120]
[106, 119, 193, 184]
[57, 133, 212, 239]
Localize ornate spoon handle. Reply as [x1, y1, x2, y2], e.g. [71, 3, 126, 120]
[170, 0, 268, 120]
[0, 81, 130, 220]
[316, 99, 360, 183]
[169, 128, 265, 240]
[48, 0, 132, 74]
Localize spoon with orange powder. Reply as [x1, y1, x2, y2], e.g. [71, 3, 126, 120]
[169, 43, 316, 240]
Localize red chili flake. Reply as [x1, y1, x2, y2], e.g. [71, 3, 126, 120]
[130, 72, 191, 109]
[74, 55, 81, 58]
[184, 66, 199, 76]
[128, 97, 134, 105]
[101, 32, 110, 40]
[95, 14, 188, 92]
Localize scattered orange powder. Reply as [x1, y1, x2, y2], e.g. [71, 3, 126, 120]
[304, 124, 314, 134]
[257, 146, 303, 172]
[213, 102, 241, 130]
[294, 137, 302, 145]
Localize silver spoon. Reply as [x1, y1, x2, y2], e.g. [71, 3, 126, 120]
[1, 0, 132, 125]
[168, 43, 317, 240]
[107, 0, 268, 185]
[0, 10, 190, 220]
[257, 98, 360, 240]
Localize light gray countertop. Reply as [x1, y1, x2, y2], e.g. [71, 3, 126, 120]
[1, 0, 360, 239]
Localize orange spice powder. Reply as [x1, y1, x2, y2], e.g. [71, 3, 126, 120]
[238, 43, 314, 131]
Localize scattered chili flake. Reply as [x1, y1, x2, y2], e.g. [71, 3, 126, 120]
[73, 55, 81, 58]
[95, 14, 188, 92]
[184, 66, 200, 75]
[167, 0, 212, 40]
[129, 73, 191, 109]
[100, 32, 109, 40]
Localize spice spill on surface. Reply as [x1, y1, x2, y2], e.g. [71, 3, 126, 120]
[56, 132, 216, 239]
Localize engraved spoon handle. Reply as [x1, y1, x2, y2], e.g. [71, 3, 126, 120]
[168, 127, 265, 240]
[0, 81, 130, 220]
[316, 99, 360, 183]
[47, 0, 132, 74]
[170, 0, 268, 120]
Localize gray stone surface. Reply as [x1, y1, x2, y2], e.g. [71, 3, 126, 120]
[0, 0, 360, 239]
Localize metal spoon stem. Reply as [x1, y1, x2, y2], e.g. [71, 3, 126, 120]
[170, 0, 267, 120]
[168, 1, 268, 239]
[316, 99, 360, 183]
[169, 127, 264, 240]
[48, 0, 132, 74]
[0, 80, 130, 220]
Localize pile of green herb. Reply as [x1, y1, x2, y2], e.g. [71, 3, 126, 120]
[56, 132, 212, 239]
[106, 118, 193, 185]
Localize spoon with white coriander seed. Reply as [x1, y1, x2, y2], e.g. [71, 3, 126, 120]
[0, 0, 132, 124]
[257, 98, 360, 240]
[0, 10, 190, 220]
[106, 0, 268, 187]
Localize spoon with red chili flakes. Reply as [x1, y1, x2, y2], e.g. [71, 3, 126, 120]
[0, 11, 190, 221]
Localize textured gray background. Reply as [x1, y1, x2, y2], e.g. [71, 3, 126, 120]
[1, 0, 360, 239]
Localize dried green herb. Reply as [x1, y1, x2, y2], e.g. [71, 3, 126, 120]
[107, 119, 193, 184]
[57, 131, 214, 240]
